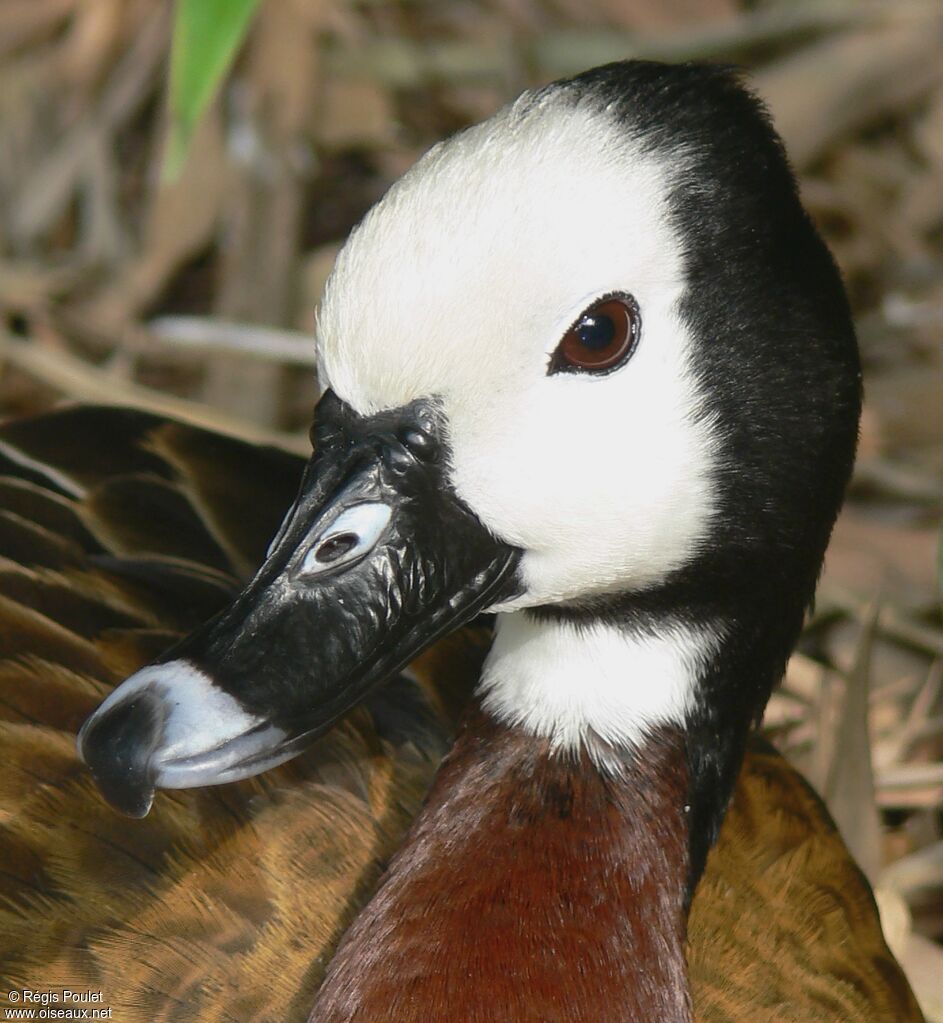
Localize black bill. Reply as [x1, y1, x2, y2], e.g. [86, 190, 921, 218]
[77, 391, 521, 816]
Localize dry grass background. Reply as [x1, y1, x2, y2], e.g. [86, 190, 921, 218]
[0, 0, 942, 1016]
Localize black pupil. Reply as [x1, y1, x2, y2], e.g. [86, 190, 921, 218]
[576, 313, 616, 350]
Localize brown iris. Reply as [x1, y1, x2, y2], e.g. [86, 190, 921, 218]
[549, 295, 640, 375]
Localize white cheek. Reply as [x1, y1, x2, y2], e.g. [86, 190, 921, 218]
[449, 300, 718, 606]
[315, 91, 718, 604]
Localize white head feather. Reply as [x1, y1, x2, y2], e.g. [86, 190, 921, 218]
[318, 88, 718, 609]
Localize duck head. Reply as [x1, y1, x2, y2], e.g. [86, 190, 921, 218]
[79, 62, 859, 873]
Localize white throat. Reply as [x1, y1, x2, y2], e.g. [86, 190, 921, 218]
[477, 611, 722, 761]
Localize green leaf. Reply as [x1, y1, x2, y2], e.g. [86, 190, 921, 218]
[162, 0, 262, 182]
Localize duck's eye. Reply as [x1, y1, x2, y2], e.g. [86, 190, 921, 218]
[549, 296, 640, 375]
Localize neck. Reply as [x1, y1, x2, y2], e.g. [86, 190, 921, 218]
[310, 613, 706, 1022]
[478, 611, 721, 765]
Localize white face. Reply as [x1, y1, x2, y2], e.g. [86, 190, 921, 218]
[317, 89, 718, 609]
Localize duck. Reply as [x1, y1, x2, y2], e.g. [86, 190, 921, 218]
[1, 60, 923, 1022]
[0, 411, 920, 1023]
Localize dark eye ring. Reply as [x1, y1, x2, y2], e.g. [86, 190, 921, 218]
[549, 295, 640, 375]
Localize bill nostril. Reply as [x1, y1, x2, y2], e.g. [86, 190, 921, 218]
[315, 532, 359, 564]
[296, 502, 393, 580]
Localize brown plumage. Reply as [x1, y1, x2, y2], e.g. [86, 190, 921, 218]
[312, 710, 693, 1023]
[0, 406, 922, 1022]
[691, 743, 921, 1022]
